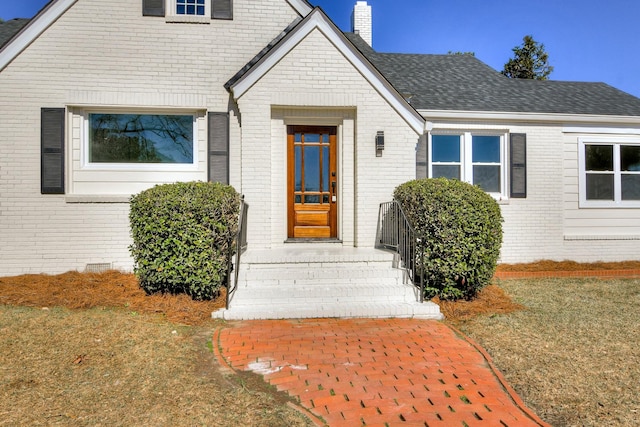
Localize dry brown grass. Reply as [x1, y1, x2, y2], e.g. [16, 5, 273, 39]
[2, 265, 639, 426]
[0, 271, 311, 426]
[456, 278, 640, 427]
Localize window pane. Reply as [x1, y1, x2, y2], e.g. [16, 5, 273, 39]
[305, 195, 320, 204]
[586, 173, 614, 200]
[304, 133, 320, 143]
[472, 136, 500, 163]
[294, 133, 302, 143]
[432, 165, 460, 180]
[621, 146, 640, 171]
[295, 195, 301, 203]
[322, 133, 329, 144]
[473, 165, 500, 193]
[89, 114, 193, 163]
[432, 135, 460, 162]
[304, 146, 320, 191]
[622, 174, 640, 200]
[322, 146, 329, 192]
[585, 145, 613, 171]
[294, 146, 302, 191]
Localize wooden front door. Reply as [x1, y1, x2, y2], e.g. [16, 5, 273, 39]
[287, 126, 337, 239]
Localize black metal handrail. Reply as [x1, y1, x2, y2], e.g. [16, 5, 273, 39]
[226, 196, 248, 309]
[377, 200, 426, 303]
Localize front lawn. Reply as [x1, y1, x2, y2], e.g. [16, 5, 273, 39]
[455, 278, 640, 427]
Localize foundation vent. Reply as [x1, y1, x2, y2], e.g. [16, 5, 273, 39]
[85, 263, 112, 273]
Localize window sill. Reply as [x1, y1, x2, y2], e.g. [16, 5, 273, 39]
[165, 15, 210, 24]
[65, 195, 130, 204]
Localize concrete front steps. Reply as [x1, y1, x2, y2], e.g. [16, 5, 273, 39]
[212, 246, 443, 320]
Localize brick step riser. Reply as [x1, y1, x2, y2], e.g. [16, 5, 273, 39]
[240, 269, 403, 281]
[216, 303, 442, 320]
[242, 261, 396, 270]
[231, 283, 417, 304]
[231, 292, 414, 305]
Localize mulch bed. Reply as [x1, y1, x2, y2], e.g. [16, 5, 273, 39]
[0, 271, 225, 326]
[1, 259, 638, 325]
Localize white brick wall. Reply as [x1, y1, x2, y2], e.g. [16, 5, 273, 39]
[351, 1, 372, 47]
[235, 29, 418, 248]
[427, 120, 640, 263]
[0, 0, 301, 275]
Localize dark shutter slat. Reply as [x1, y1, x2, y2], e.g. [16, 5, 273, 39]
[212, 0, 233, 19]
[41, 108, 65, 194]
[416, 134, 428, 179]
[143, 0, 165, 17]
[208, 112, 229, 184]
[510, 133, 527, 198]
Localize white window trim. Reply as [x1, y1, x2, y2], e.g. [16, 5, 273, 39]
[578, 136, 640, 208]
[166, 0, 211, 23]
[429, 131, 508, 200]
[81, 109, 200, 172]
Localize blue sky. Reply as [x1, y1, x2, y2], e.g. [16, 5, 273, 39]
[3, 0, 640, 97]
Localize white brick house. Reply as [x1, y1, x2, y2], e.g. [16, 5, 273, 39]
[1, 0, 640, 276]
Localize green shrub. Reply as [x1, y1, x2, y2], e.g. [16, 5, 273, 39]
[394, 178, 503, 300]
[129, 181, 240, 300]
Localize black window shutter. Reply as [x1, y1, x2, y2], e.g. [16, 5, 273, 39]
[509, 133, 527, 198]
[416, 134, 428, 179]
[208, 112, 229, 184]
[41, 108, 65, 194]
[212, 0, 233, 19]
[143, 0, 165, 17]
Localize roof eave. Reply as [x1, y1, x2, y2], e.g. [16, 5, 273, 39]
[419, 109, 640, 126]
[286, 0, 313, 16]
[0, 0, 77, 72]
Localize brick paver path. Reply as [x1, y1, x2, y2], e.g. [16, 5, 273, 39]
[215, 318, 548, 427]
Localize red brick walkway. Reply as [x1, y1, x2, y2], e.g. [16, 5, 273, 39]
[214, 319, 549, 427]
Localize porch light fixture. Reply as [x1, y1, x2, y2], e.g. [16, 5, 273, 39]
[376, 131, 384, 157]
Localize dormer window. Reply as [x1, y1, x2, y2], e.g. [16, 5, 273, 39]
[142, 0, 232, 21]
[176, 0, 206, 16]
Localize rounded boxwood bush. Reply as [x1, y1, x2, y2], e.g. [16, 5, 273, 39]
[394, 178, 503, 300]
[129, 181, 240, 301]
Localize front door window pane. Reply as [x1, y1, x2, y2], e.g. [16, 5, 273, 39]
[586, 174, 614, 200]
[472, 136, 500, 163]
[322, 146, 330, 193]
[304, 146, 320, 192]
[473, 165, 500, 192]
[432, 135, 460, 162]
[305, 195, 320, 204]
[294, 146, 302, 192]
[585, 145, 613, 171]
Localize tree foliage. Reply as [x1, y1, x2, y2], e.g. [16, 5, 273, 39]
[502, 35, 553, 80]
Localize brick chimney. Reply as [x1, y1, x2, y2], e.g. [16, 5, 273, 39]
[351, 1, 372, 47]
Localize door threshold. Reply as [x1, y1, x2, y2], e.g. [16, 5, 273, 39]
[285, 238, 343, 244]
